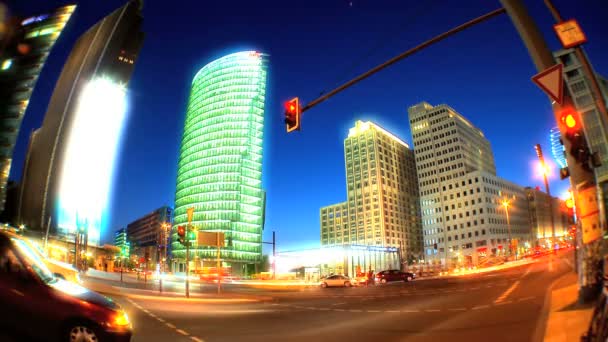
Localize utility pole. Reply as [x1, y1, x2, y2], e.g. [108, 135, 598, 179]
[534, 144, 557, 249]
[262, 230, 276, 279]
[43, 216, 51, 251]
[500, 0, 602, 302]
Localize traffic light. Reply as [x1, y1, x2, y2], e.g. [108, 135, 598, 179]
[565, 190, 575, 217]
[177, 225, 185, 245]
[559, 108, 594, 172]
[284, 97, 301, 132]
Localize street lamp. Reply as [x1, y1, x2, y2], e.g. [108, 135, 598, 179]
[534, 144, 557, 252]
[159, 222, 171, 294]
[501, 198, 514, 260]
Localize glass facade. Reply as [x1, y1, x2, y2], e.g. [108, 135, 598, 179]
[549, 127, 567, 169]
[0, 5, 75, 213]
[173, 51, 267, 266]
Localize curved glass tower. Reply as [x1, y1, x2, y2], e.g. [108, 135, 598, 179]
[173, 51, 267, 274]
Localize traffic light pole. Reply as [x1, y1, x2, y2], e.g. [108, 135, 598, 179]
[298, 8, 507, 115]
[500, 0, 602, 302]
[185, 224, 190, 299]
[262, 231, 276, 279]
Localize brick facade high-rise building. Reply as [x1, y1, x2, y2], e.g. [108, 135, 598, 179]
[321, 120, 423, 267]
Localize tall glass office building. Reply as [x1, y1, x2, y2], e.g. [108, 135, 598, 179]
[549, 127, 567, 169]
[0, 5, 76, 213]
[173, 51, 267, 275]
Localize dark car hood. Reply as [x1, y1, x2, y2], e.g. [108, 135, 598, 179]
[50, 279, 119, 310]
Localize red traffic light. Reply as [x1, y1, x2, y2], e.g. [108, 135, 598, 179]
[177, 225, 185, 237]
[284, 97, 300, 133]
[560, 109, 581, 132]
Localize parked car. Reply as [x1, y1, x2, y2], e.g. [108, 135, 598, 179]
[375, 270, 416, 283]
[320, 275, 353, 288]
[0, 231, 132, 341]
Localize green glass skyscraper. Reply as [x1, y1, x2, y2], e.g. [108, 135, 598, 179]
[173, 51, 267, 275]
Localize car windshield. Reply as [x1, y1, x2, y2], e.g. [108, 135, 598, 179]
[12, 238, 56, 284]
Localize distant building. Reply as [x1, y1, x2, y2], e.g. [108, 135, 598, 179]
[114, 228, 129, 257]
[320, 120, 423, 273]
[127, 206, 171, 266]
[0, 5, 76, 212]
[172, 51, 268, 276]
[18, 0, 144, 246]
[525, 187, 571, 243]
[408, 102, 533, 266]
[549, 127, 567, 169]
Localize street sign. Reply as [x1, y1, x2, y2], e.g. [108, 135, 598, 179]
[554, 19, 587, 49]
[197, 231, 225, 247]
[186, 207, 195, 224]
[532, 64, 564, 105]
[577, 186, 601, 244]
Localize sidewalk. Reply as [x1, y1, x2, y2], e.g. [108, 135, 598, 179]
[543, 272, 595, 342]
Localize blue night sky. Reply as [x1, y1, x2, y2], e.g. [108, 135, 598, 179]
[9, 0, 608, 251]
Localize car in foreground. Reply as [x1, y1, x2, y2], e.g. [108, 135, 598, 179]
[375, 270, 416, 284]
[320, 275, 353, 288]
[0, 231, 132, 341]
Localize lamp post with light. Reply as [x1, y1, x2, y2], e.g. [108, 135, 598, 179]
[159, 222, 171, 294]
[501, 198, 514, 260]
[534, 144, 557, 251]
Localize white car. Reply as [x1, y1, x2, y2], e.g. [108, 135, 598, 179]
[321, 275, 353, 288]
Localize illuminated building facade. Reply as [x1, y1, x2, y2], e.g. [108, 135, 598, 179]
[408, 102, 532, 266]
[0, 5, 75, 213]
[525, 187, 570, 243]
[18, 0, 144, 246]
[549, 127, 567, 169]
[114, 228, 130, 257]
[173, 51, 267, 275]
[321, 120, 423, 271]
[127, 206, 171, 266]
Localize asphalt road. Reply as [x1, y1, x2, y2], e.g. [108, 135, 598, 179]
[106, 252, 575, 342]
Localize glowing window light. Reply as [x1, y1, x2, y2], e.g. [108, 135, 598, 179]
[1, 59, 11, 71]
[57, 77, 128, 246]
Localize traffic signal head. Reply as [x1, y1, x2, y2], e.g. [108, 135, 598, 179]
[284, 97, 300, 132]
[177, 225, 185, 244]
[558, 108, 593, 171]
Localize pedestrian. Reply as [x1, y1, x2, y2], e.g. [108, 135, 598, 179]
[367, 269, 374, 286]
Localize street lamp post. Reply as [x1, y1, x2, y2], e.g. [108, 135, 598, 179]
[159, 222, 170, 294]
[534, 144, 557, 250]
[502, 199, 514, 260]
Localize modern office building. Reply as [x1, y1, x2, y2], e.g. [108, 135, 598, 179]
[18, 0, 144, 246]
[525, 186, 571, 244]
[554, 49, 608, 216]
[408, 102, 533, 266]
[127, 206, 171, 266]
[172, 51, 268, 275]
[320, 120, 423, 272]
[114, 227, 130, 257]
[0, 5, 76, 212]
[549, 127, 567, 169]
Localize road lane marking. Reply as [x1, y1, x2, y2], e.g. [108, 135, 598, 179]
[367, 310, 381, 313]
[522, 267, 533, 278]
[191, 337, 204, 342]
[386, 310, 400, 313]
[350, 309, 363, 312]
[157, 318, 166, 323]
[494, 280, 520, 303]
[332, 302, 347, 306]
[402, 309, 420, 313]
[472, 305, 490, 310]
[517, 296, 535, 302]
[448, 308, 467, 311]
[176, 329, 189, 336]
[425, 309, 441, 312]
[334, 309, 345, 312]
[166, 323, 176, 329]
[319, 308, 330, 311]
[494, 300, 513, 305]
